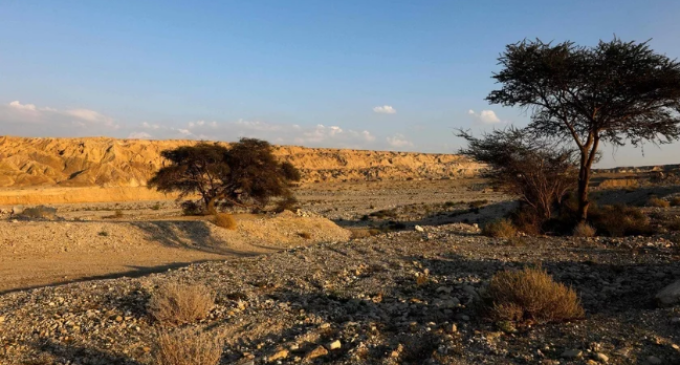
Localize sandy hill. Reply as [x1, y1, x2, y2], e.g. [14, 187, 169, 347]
[0, 136, 481, 189]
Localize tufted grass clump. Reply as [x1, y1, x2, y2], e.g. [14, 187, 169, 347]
[482, 266, 584, 324]
[214, 213, 237, 230]
[647, 197, 670, 208]
[572, 222, 596, 237]
[482, 219, 517, 238]
[154, 327, 222, 365]
[149, 283, 215, 325]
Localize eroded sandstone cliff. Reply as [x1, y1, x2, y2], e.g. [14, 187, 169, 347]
[0, 136, 482, 188]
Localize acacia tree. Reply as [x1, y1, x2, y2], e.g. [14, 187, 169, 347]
[458, 127, 577, 227]
[148, 138, 301, 213]
[148, 143, 230, 212]
[487, 38, 680, 221]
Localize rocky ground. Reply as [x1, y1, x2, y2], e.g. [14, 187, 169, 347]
[1, 179, 680, 364]
[2, 223, 680, 364]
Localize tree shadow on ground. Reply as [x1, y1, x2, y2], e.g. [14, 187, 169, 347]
[330, 200, 516, 233]
[0, 261, 213, 295]
[130, 220, 263, 256]
[593, 184, 680, 206]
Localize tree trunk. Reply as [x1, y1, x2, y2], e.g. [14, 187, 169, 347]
[204, 196, 218, 215]
[577, 165, 590, 223]
[577, 136, 599, 223]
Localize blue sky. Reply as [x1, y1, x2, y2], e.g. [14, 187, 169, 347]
[1, 0, 679, 167]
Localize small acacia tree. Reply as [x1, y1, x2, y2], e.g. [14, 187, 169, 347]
[458, 127, 577, 230]
[487, 38, 680, 222]
[148, 138, 301, 213]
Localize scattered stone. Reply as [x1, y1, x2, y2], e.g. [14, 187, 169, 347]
[594, 352, 609, 363]
[328, 340, 342, 351]
[305, 346, 328, 360]
[647, 356, 662, 364]
[414, 225, 424, 232]
[561, 349, 583, 359]
[656, 279, 680, 307]
[267, 348, 289, 362]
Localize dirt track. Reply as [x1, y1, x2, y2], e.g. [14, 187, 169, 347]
[0, 213, 350, 293]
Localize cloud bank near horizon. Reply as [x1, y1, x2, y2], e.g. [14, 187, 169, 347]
[0, 100, 418, 152]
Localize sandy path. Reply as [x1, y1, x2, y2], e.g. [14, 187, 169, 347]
[0, 245, 228, 293]
[0, 215, 350, 293]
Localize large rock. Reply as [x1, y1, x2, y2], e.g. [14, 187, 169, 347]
[656, 279, 680, 307]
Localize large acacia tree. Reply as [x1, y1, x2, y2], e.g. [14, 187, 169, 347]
[487, 38, 680, 221]
[149, 138, 301, 213]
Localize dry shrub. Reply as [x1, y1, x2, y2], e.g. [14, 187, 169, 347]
[671, 196, 680, 207]
[348, 228, 382, 239]
[399, 332, 441, 363]
[274, 195, 300, 213]
[149, 283, 215, 325]
[573, 222, 596, 237]
[589, 205, 653, 237]
[663, 217, 680, 232]
[154, 327, 222, 365]
[181, 201, 204, 216]
[482, 266, 584, 323]
[482, 219, 517, 238]
[647, 196, 670, 208]
[598, 178, 640, 189]
[19, 205, 57, 220]
[214, 213, 237, 230]
[509, 207, 543, 235]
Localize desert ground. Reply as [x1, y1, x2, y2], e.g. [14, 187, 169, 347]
[1, 138, 680, 364]
[1, 174, 680, 364]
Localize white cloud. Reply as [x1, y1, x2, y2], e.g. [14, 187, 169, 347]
[2, 101, 382, 150]
[468, 109, 502, 124]
[9, 101, 37, 111]
[1, 100, 118, 130]
[373, 105, 397, 114]
[64, 108, 116, 127]
[386, 134, 414, 148]
[234, 119, 283, 132]
[128, 132, 152, 139]
[142, 122, 161, 129]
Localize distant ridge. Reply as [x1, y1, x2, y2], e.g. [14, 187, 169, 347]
[0, 136, 483, 189]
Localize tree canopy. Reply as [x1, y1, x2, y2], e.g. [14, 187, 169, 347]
[148, 138, 301, 213]
[458, 127, 577, 230]
[487, 38, 680, 221]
